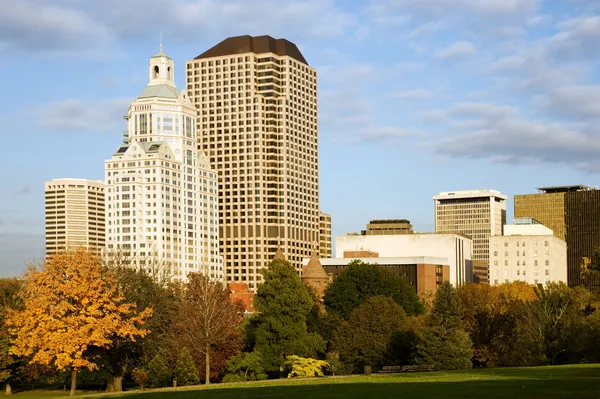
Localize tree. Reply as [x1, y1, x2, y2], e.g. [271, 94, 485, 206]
[0, 278, 23, 395]
[333, 296, 407, 371]
[131, 367, 149, 390]
[252, 258, 325, 376]
[7, 249, 151, 396]
[174, 347, 199, 386]
[222, 352, 268, 382]
[147, 354, 171, 388]
[324, 261, 424, 319]
[96, 264, 180, 391]
[285, 356, 328, 378]
[417, 282, 473, 370]
[175, 273, 244, 384]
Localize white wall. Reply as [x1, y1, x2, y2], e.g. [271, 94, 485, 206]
[336, 233, 472, 285]
[503, 224, 554, 236]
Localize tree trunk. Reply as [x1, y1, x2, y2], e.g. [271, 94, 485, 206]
[5, 383, 11, 395]
[114, 376, 123, 392]
[205, 345, 210, 385]
[70, 369, 77, 397]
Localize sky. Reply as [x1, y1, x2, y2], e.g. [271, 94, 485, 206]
[1, 0, 600, 277]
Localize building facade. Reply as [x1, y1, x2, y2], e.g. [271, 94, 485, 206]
[319, 212, 332, 258]
[434, 189, 507, 282]
[186, 35, 319, 288]
[515, 185, 600, 289]
[336, 233, 472, 285]
[105, 47, 222, 281]
[302, 256, 449, 295]
[489, 219, 567, 286]
[45, 178, 105, 256]
[361, 219, 413, 235]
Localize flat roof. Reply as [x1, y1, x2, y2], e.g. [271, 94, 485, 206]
[302, 256, 450, 266]
[536, 185, 593, 193]
[434, 189, 507, 201]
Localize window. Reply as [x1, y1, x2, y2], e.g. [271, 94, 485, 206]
[494, 251, 498, 256]
[545, 270, 550, 276]
[545, 260, 550, 266]
[544, 241, 549, 247]
[534, 260, 538, 266]
[504, 242, 508, 247]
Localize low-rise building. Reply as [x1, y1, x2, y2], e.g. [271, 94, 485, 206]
[336, 232, 472, 285]
[489, 218, 567, 286]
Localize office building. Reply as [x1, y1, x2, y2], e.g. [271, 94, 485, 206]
[489, 218, 567, 286]
[186, 35, 319, 288]
[319, 212, 332, 258]
[45, 178, 105, 256]
[515, 185, 600, 288]
[105, 46, 222, 281]
[434, 190, 507, 282]
[361, 219, 413, 235]
[336, 232, 472, 285]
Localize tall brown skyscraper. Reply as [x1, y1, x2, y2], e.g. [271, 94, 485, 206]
[515, 185, 600, 289]
[186, 36, 319, 288]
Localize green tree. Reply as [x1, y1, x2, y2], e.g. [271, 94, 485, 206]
[147, 354, 171, 388]
[324, 261, 424, 319]
[417, 282, 473, 370]
[333, 296, 407, 371]
[174, 347, 199, 386]
[253, 258, 325, 376]
[222, 352, 268, 382]
[131, 367, 149, 390]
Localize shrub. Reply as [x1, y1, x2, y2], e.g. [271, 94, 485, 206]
[175, 347, 200, 386]
[131, 368, 149, 390]
[285, 355, 328, 378]
[148, 354, 171, 388]
[223, 352, 268, 382]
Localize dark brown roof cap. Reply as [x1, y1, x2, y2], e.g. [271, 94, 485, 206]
[302, 250, 329, 280]
[195, 35, 308, 65]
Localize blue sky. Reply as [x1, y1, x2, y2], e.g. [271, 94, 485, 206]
[1, 0, 599, 276]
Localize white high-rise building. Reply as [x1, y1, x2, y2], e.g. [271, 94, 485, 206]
[105, 46, 222, 281]
[186, 35, 319, 289]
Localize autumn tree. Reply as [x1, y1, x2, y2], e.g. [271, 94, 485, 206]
[324, 261, 424, 319]
[252, 258, 325, 376]
[0, 278, 23, 395]
[7, 249, 151, 396]
[417, 282, 473, 370]
[175, 273, 244, 384]
[333, 296, 407, 371]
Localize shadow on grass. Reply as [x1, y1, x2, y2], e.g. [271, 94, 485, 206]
[98, 366, 600, 399]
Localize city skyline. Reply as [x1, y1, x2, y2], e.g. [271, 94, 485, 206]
[2, 0, 600, 276]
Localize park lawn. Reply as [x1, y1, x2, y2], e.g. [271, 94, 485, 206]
[13, 364, 600, 399]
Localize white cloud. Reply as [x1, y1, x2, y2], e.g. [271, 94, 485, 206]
[33, 98, 131, 133]
[388, 89, 433, 100]
[10, 186, 31, 197]
[538, 85, 600, 120]
[435, 41, 477, 60]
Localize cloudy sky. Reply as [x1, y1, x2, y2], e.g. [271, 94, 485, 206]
[1, 0, 599, 276]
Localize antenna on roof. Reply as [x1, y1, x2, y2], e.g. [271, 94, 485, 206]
[159, 31, 163, 52]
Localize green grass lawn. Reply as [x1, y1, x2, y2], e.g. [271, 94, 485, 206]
[13, 364, 600, 399]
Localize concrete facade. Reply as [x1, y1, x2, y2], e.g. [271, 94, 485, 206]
[45, 178, 105, 256]
[302, 256, 450, 295]
[335, 233, 472, 285]
[105, 47, 222, 281]
[319, 212, 332, 258]
[489, 222, 567, 286]
[186, 36, 319, 289]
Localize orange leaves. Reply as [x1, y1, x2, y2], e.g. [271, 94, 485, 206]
[7, 248, 151, 372]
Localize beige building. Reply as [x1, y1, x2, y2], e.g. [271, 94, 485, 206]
[434, 189, 507, 281]
[105, 47, 222, 281]
[489, 218, 567, 286]
[186, 35, 319, 288]
[336, 232, 473, 285]
[45, 178, 105, 256]
[361, 219, 413, 235]
[319, 212, 332, 258]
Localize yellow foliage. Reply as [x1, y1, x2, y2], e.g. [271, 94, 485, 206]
[7, 248, 151, 371]
[285, 355, 328, 378]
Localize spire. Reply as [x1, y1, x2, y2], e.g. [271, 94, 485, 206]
[273, 245, 286, 261]
[302, 247, 329, 280]
[159, 31, 163, 52]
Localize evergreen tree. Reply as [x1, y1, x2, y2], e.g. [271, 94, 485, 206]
[324, 261, 424, 319]
[417, 282, 473, 370]
[174, 347, 199, 386]
[253, 258, 325, 376]
[147, 354, 171, 387]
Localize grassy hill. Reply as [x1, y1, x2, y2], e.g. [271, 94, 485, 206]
[13, 364, 600, 399]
